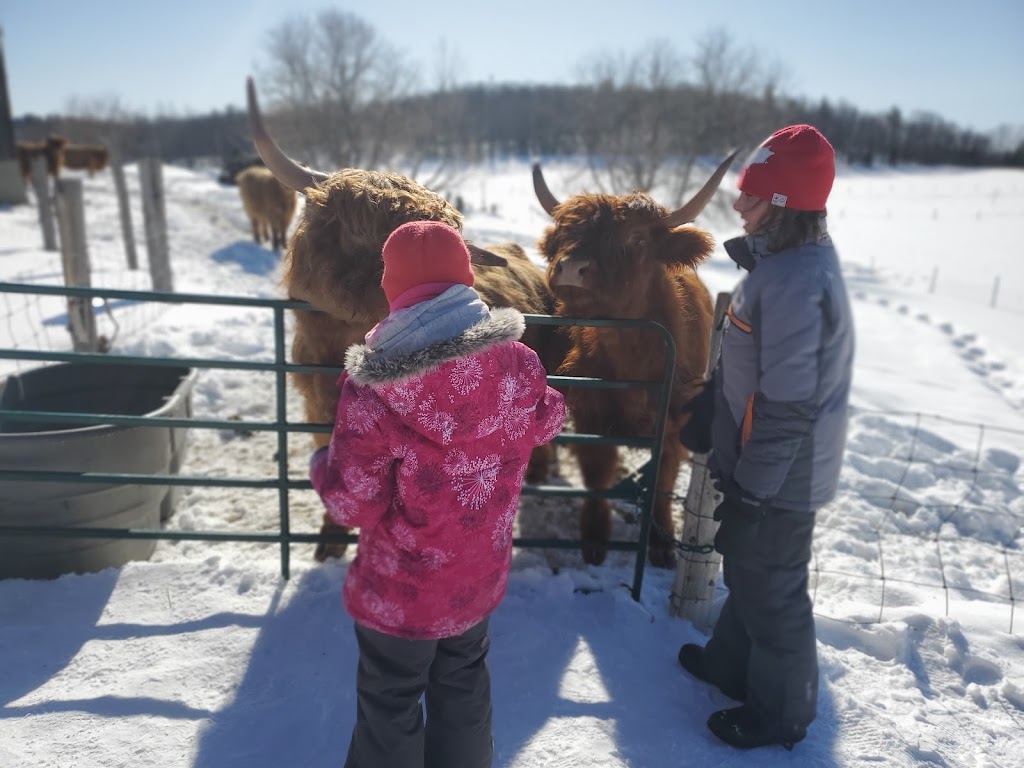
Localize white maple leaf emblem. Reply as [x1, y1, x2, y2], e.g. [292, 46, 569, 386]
[748, 146, 774, 165]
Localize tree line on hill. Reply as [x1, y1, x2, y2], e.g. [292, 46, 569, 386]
[13, 11, 1023, 200]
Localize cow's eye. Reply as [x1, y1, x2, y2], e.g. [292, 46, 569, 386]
[628, 233, 645, 249]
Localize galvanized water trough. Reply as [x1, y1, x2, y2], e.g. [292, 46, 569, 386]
[0, 362, 197, 579]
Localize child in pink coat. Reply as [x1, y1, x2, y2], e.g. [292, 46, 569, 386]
[310, 220, 565, 768]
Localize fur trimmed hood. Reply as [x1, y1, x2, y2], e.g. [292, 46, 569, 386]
[345, 307, 526, 386]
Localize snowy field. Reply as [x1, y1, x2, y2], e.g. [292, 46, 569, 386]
[1, 158, 1023, 767]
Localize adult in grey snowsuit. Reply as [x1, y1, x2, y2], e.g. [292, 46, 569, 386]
[677, 124, 855, 751]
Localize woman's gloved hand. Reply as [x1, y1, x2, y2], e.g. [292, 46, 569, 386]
[678, 379, 714, 454]
[712, 479, 767, 556]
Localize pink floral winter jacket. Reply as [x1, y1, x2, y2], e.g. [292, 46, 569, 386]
[310, 307, 565, 639]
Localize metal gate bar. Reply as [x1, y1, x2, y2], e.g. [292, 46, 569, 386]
[0, 281, 676, 599]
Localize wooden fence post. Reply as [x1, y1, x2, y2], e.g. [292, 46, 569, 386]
[670, 291, 731, 630]
[53, 177, 98, 352]
[111, 152, 138, 270]
[29, 155, 58, 251]
[139, 157, 172, 291]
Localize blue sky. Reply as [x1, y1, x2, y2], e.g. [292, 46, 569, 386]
[1, 0, 1021, 133]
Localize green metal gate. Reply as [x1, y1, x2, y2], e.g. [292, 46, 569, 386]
[0, 281, 677, 599]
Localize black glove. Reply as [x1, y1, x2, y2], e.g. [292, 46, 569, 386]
[712, 480, 767, 556]
[677, 379, 714, 454]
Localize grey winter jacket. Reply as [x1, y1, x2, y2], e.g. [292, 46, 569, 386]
[710, 226, 855, 512]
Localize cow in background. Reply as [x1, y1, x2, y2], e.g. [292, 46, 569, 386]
[533, 152, 736, 567]
[246, 78, 558, 561]
[62, 143, 110, 175]
[16, 135, 68, 181]
[235, 166, 297, 251]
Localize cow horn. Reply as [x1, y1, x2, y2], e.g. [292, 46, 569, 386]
[246, 77, 331, 192]
[662, 149, 740, 228]
[532, 163, 561, 217]
[466, 242, 509, 267]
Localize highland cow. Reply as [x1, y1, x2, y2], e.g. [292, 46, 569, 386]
[532, 152, 736, 567]
[236, 166, 297, 251]
[246, 78, 558, 561]
[62, 143, 110, 176]
[16, 135, 68, 181]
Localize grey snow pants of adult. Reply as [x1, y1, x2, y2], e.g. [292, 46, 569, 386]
[706, 506, 818, 732]
[344, 618, 493, 768]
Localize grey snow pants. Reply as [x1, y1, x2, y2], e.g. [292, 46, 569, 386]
[706, 506, 818, 732]
[344, 618, 493, 768]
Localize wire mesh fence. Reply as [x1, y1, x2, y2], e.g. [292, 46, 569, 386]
[0, 278, 168, 377]
[0, 282, 687, 601]
[0, 187, 168, 377]
[1, 271, 1022, 633]
[658, 408, 1024, 635]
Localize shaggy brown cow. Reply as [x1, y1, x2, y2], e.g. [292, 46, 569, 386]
[235, 166, 297, 251]
[246, 78, 557, 561]
[16, 135, 68, 181]
[62, 143, 110, 175]
[533, 153, 736, 567]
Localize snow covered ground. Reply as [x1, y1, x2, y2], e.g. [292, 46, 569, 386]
[1, 158, 1023, 767]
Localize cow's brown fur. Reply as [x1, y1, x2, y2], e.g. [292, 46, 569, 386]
[284, 169, 557, 561]
[537, 190, 715, 568]
[236, 166, 298, 251]
[16, 135, 68, 181]
[62, 143, 110, 175]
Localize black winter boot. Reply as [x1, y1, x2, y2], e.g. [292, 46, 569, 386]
[677, 644, 746, 701]
[706, 705, 807, 750]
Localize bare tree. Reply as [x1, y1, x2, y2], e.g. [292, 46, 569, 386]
[668, 27, 788, 206]
[575, 31, 786, 205]
[433, 39, 464, 94]
[576, 39, 687, 194]
[256, 9, 417, 170]
[57, 94, 140, 155]
[396, 38, 470, 191]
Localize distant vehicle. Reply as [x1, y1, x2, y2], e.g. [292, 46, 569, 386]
[218, 153, 265, 186]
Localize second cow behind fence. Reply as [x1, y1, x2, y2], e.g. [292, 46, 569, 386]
[532, 152, 736, 568]
[236, 166, 298, 252]
[245, 78, 559, 561]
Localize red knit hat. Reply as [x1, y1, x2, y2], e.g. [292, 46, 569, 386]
[737, 124, 835, 211]
[380, 221, 475, 306]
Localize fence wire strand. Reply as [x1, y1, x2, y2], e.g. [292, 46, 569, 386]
[655, 411, 1022, 636]
[2, 283, 1022, 635]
